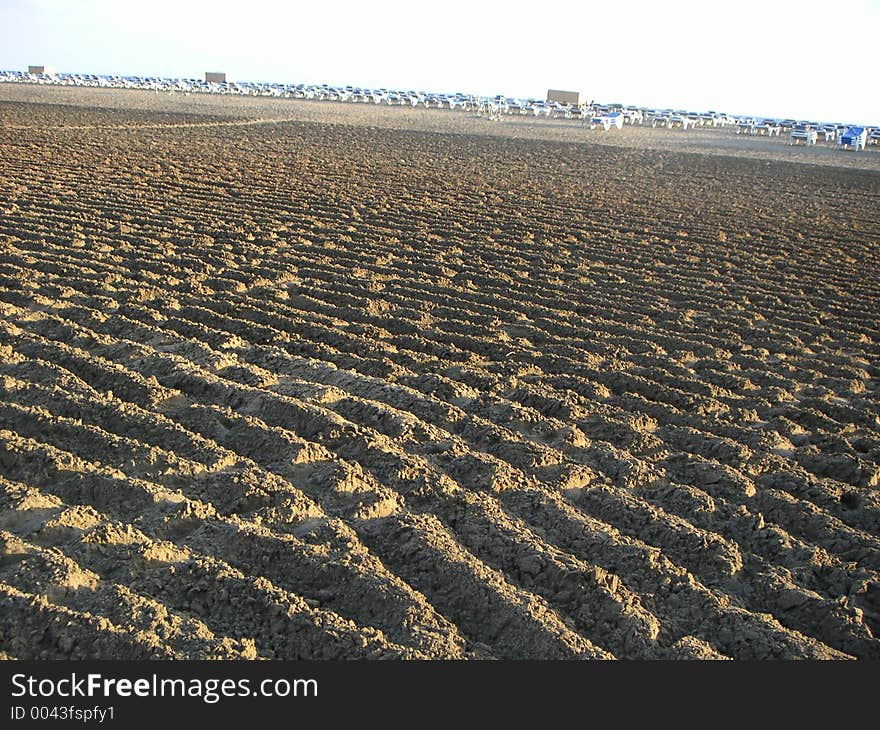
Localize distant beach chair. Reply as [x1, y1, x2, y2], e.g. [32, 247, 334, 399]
[532, 103, 553, 117]
[789, 126, 817, 145]
[590, 112, 624, 130]
[754, 121, 781, 137]
[819, 125, 839, 143]
[838, 126, 867, 151]
[485, 100, 504, 121]
[668, 114, 694, 130]
[624, 108, 644, 125]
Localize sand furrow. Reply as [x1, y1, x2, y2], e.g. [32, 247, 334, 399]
[1, 91, 877, 659]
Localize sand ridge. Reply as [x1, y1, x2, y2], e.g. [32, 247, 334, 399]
[0, 89, 879, 659]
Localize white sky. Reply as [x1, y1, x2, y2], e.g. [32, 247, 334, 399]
[1, 0, 878, 123]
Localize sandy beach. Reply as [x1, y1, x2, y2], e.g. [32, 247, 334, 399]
[1, 84, 878, 659]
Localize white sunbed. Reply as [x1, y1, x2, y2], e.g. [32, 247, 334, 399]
[754, 123, 781, 137]
[790, 128, 817, 145]
[590, 114, 623, 131]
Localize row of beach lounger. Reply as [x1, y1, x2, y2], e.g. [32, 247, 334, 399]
[1, 69, 876, 150]
[737, 118, 873, 149]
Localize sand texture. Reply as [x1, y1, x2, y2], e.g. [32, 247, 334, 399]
[1, 86, 879, 659]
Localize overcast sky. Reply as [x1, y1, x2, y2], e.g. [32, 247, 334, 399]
[1, 0, 878, 122]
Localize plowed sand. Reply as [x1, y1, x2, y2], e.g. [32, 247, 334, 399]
[1, 85, 878, 659]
